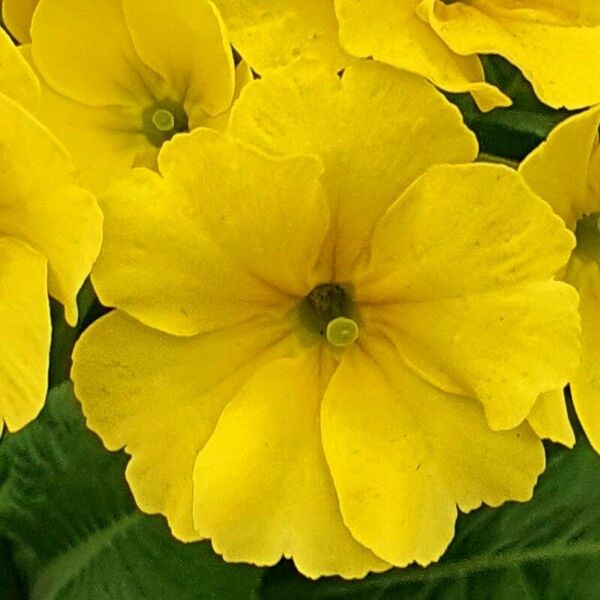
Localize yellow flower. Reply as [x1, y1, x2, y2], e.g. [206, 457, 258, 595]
[27, 0, 249, 192]
[0, 29, 102, 435]
[213, 0, 600, 111]
[520, 106, 600, 455]
[2, 0, 37, 43]
[338, 0, 600, 110]
[72, 62, 579, 577]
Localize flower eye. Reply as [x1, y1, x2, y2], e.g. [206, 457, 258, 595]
[141, 99, 189, 148]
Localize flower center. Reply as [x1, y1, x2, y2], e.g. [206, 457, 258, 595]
[300, 283, 359, 347]
[575, 212, 600, 262]
[142, 99, 189, 148]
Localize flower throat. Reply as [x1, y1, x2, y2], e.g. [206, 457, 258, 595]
[575, 212, 600, 263]
[300, 283, 359, 347]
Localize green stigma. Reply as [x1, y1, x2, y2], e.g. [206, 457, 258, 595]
[326, 317, 359, 347]
[152, 108, 176, 132]
[141, 99, 189, 147]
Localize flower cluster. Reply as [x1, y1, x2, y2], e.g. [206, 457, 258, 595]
[2, 0, 599, 581]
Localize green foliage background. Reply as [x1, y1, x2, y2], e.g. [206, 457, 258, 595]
[0, 56, 594, 599]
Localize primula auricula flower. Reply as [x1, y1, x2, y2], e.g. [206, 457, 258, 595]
[0, 29, 102, 435]
[72, 62, 580, 577]
[26, 0, 249, 192]
[520, 106, 600, 455]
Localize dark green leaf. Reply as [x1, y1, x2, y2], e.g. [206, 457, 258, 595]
[0, 383, 263, 600]
[262, 435, 600, 599]
[0, 537, 25, 600]
[48, 279, 108, 387]
[448, 55, 574, 161]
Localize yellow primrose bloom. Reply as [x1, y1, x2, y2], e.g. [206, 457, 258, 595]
[2, 0, 37, 43]
[72, 62, 579, 577]
[337, 0, 600, 110]
[0, 29, 102, 435]
[214, 0, 600, 111]
[520, 106, 600, 454]
[27, 0, 249, 192]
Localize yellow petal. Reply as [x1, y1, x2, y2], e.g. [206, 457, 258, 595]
[520, 106, 600, 229]
[369, 280, 579, 431]
[159, 129, 330, 293]
[2, 0, 37, 43]
[38, 98, 146, 195]
[0, 30, 39, 113]
[193, 353, 388, 578]
[123, 0, 235, 117]
[201, 60, 253, 133]
[565, 255, 600, 453]
[527, 389, 575, 448]
[31, 0, 161, 106]
[421, 0, 600, 109]
[0, 91, 102, 325]
[230, 60, 477, 279]
[321, 337, 545, 567]
[361, 164, 575, 302]
[94, 129, 328, 335]
[71, 310, 297, 540]
[21, 46, 147, 194]
[357, 164, 579, 430]
[335, 0, 510, 112]
[0, 237, 50, 434]
[211, 0, 349, 73]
